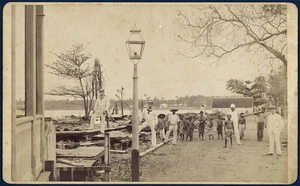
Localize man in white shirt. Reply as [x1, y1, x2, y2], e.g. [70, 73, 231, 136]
[90, 88, 110, 132]
[139, 100, 158, 147]
[266, 106, 284, 156]
[227, 103, 241, 145]
[164, 109, 180, 145]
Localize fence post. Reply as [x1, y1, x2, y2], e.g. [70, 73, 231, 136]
[104, 133, 110, 181]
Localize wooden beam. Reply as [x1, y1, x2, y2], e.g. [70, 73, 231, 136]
[25, 5, 36, 117]
[140, 139, 172, 157]
[36, 5, 45, 174]
[36, 5, 44, 115]
[25, 5, 37, 179]
[104, 133, 110, 181]
[11, 4, 16, 181]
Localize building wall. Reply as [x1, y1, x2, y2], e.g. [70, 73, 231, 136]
[15, 117, 44, 181]
[9, 4, 47, 182]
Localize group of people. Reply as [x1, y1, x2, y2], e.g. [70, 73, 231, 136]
[138, 100, 285, 156]
[89, 91, 285, 156]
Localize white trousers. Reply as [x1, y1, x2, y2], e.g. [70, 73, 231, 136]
[233, 122, 241, 145]
[139, 120, 157, 147]
[90, 112, 106, 133]
[165, 124, 178, 144]
[268, 130, 281, 154]
[159, 128, 165, 140]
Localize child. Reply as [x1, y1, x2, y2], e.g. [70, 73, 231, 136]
[157, 114, 167, 141]
[178, 118, 185, 141]
[207, 117, 214, 140]
[224, 114, 234, 148]
[238, 113, 246, 140]
[198, 111, 206, 140]
[217, 115, 224, 140]
[185, 116, 195, 141]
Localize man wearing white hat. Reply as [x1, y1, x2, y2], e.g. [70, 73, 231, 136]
[139, 100, 158, 147]
[90, 88, 110, 132]
[266, 106, 284, 156]
[227, 103, 241, 145]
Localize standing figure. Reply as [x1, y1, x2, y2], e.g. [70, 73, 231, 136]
[198, 111, 206, 140]
[139, 100, 158, 147]
[185, 116, 195, 141]
[266, 106, 284, 156]
[207, 117, 214, 140]
[238, 113, 247, 140]
[90, 88, 110, 132]
[217, 115, 224, 140]
[227, 104, 241, 145]
[157, 114, 167, 141]
[165, 109, 180, 145]
[224, 114, 234, 148]
[111, 102, 119, 115]
[257, 107, 267, 141]
[178, 118, 185, 141]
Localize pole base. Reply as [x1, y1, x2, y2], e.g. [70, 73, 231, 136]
[131, 149, 140, 181]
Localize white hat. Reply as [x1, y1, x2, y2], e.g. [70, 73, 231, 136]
[269, 105, 276, 109]
[147, 99, 153, 103]
[230, 103, 236, 108]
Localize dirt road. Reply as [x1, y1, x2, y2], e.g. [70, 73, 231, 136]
[139, 116, 288, 183]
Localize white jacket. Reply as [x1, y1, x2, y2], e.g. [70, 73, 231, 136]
[142, 108, 158, 123]
[267, 113, 284, 133]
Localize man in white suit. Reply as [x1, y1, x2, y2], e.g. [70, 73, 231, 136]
[266, 106, 284, 156]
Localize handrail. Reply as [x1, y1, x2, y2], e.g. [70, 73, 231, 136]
[16, 116, 34, 125]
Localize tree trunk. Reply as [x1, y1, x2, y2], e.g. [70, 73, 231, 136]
[79, 77, 89, 119]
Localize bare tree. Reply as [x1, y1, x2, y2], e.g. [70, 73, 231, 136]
[46, 44, 104, 119]
[91, 58, 103, 99]
[176, 4, 287, 68]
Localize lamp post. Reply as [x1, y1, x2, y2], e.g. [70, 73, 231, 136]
[125, 28, 145, 181]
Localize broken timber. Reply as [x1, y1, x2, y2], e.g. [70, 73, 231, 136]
[140, 139, 172, 157]
[56, 125, 127, 142]
[56, 146, 105, 160]
[55, 133, 111, 181]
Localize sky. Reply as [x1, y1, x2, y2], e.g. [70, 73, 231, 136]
[14, 3, 284, 100]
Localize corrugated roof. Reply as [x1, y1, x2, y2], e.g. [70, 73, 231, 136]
[213, 97, 253, 108]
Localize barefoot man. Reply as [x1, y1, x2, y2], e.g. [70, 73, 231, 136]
[227, 103, 241, 145]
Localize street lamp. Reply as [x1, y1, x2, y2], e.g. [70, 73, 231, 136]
[125, 28, 145, 181]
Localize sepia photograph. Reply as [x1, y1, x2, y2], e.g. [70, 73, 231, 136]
[2, 2, 298, 184]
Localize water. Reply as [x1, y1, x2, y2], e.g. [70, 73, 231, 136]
[45, 108, 251, 118]
[45, 108, 208, 118]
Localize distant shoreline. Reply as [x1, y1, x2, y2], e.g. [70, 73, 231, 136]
[44, 106, 212, 111]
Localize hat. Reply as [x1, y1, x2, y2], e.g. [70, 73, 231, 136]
[158, 114, 166, 119]
[147, 99, 153, 103]
[170, 108, 178, 112]
[230, 103, 236, 108]
[269, 105, 276, 109]
[240, 113, 245, 117]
